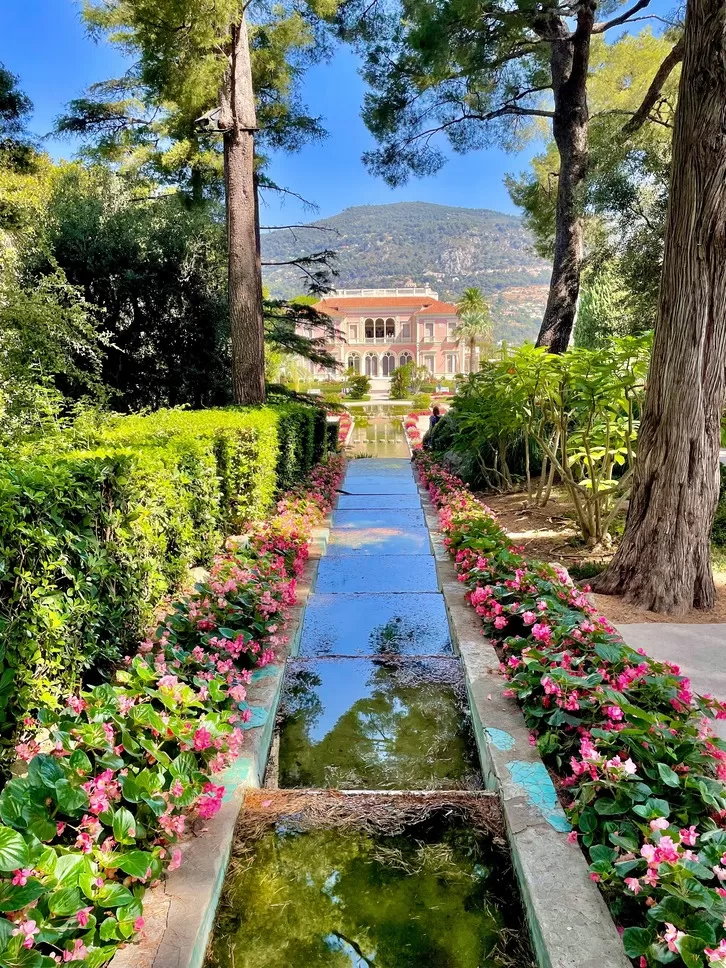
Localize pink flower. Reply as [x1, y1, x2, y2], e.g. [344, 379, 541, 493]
[12, 920, 39, 949]
[63, 940, 88, 962]
[193, 727, 213, 751]
[66, 695, 87, 715]
[494, 616, 508, 629]
[531, 622, 552, 643]
[664, 923, 684, 953]
[649, 817, 669, 831]
[567, 831, 578, 844]
[11, 868, 33, 886]
[168, 847, 183, 872]
[171, 779, 184, 798]
[521, 611, 537, 625]
[624, 877, 641, 895]
[134, 917, 145, 932]
[76, 907, 93, 927]
[605, 705, 623, 721]
[705, 940, 726, 964]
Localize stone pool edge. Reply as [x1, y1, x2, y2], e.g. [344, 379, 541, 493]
[419, 482, 631, 968]
[109, 528, 328, 968]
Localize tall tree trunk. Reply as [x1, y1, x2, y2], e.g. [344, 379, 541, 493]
[220, 16, 266, 405]
[469, 336, 476, 372]
[535, 6, 594, 353]
[593, 0, 726, 613]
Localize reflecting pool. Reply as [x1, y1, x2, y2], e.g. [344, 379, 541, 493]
[207, 798, 534, 968]
[277, 658, 481, 789]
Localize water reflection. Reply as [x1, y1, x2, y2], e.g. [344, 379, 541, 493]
[348, 416, 409, 458]
[278, 659, 481, 790]
[207, 816, 531, 968]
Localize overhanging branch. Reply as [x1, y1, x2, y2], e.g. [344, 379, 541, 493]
[592, 0, 651, 33]
[622, 36, 683, 134]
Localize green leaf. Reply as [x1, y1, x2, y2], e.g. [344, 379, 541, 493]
[96, 882, 134, 908]
[99, 917, 121, 942]
[0, 828, 29, 872]
[116, 850, 153, 880]
[0, 879, 46, 912]
[622, 926, 654, 958]
[68, 750, 92, 775]
[678, 936, 706, 968]
[657, 763, 680, 788]
[47, 887, 83, 917]
[0, 918, 14, 951]
[594, 641, 623, 663]
[53, 854, 87, 888]
[27, 756, 64, 791]
[112, 807, 137, 845]
[53, 780, 88, 816]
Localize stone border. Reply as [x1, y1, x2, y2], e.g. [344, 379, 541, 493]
[418, 481, 630, 968]
[110, 527, 328, 968]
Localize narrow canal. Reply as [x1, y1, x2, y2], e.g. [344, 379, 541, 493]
[206, 419, 534, 967]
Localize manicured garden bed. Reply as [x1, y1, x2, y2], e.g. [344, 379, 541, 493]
[0, 452, 344, 968]
[414, 451, 726, 968]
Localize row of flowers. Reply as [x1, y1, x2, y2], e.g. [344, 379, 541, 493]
[413, 451, 726, 968]
[0, 454, 346, 968]
[403, 410, 446, 449]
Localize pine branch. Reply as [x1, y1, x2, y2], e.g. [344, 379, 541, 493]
[622, 37, 684, 134]
[592, 0, 652, 34]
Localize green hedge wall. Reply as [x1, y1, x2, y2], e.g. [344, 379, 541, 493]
[0, 403, 332, 724]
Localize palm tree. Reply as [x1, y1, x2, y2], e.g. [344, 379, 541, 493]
[454, 289, 492, 372]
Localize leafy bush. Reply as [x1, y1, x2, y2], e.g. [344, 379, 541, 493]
[0, 455, 344, 968]
[415, 452, 726, 968]
[411, 392, 431, 409]
[712, 465, 726, 549]
[345, 374, 371, 400]
[451, 335, 651, 543]
[0, 404, 331, 732]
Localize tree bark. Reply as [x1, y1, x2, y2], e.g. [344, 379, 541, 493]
[593, 0, 726, 613]
[535, 4, 594, 353]
[220, 16, 266, 405]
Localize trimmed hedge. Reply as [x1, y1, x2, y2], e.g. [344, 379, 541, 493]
[0, 403, 332, 727]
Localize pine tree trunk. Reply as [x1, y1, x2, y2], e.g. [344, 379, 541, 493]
[221, 17, 266, 405]
[593, 0, 726, 613]
[535, 7, 593, 353]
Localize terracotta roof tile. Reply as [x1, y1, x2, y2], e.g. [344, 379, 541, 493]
[313, 296, 457, 315]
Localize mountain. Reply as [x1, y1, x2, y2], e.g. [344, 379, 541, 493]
[261, 201, 551, 343]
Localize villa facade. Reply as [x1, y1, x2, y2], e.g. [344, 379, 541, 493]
[309, 286, 478, 382]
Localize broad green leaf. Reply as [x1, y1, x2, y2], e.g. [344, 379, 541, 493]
[112, 807, 137, 845]
[0, 828, 29, 872]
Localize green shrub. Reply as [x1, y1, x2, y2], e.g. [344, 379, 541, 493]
[0, 402, 327, 727]
[411, 392, 432, 409]
[346, 374, 371, 399]
[713, 463, 726, 548]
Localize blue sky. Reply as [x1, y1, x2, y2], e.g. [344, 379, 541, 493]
[1, 0, 675, 225]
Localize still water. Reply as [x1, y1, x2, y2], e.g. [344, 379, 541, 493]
[347, 411, 410, 458]
[207, 811, 533, 968]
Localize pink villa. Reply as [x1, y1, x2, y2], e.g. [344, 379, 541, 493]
[308, 286, 479, 387]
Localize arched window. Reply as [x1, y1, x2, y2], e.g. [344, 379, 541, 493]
[385, 317, 395, 338]
[399, 352, 413, 367]
[347, 353, 361, 374]
[364, 318, 374, 340]
[381, 352, 396, 377]
[375, 317, 385, 339]
[365, 352, 379, 377]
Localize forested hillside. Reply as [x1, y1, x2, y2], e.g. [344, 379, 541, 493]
[262, 201, 550, 342]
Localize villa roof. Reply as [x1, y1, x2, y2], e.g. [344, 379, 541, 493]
[314, 296, 457, 316]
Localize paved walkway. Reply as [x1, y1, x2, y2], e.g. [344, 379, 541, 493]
[616, 622, 726, 739]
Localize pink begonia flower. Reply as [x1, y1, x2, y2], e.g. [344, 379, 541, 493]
[531, 623, 552, 642]
[76, 907, 93, 927]
[66, 695, 87, 715]
[567, 831, 578, 844]
[134, 917, 145, 932]
[705, 940, 726, 964]
[664, 923, 685, 953]
[63, 940, 88, 962]
[11, 868, 33, 886]
[650, 817, 669, 831]
[605, 705, 623, 721]
[12, 920, 39, 949]
[624, 877, 641, 895]
[193, 727, 213, 751]
[171, 779, 184, 798]
[168, 847, 183, 871]
[521, 611, 537, 625]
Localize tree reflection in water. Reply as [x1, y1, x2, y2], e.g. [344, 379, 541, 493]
[278, 659, 481, 789]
